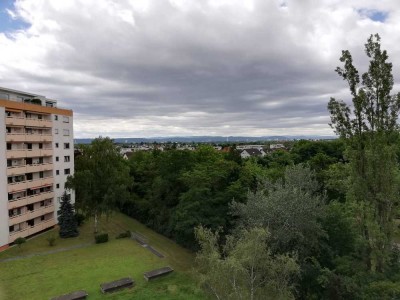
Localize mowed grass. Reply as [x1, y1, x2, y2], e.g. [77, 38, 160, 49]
[0, 213, 205, 300]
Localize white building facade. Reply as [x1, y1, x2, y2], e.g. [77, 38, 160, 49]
[0, 87, 74, 251]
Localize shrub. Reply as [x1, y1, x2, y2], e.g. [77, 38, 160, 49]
[74, 213, 85, 227]
[14, 237, 26, 249]
[46, 236, 56, 247]
[95, 233, 109, 244]
[116, 230, 131, 239]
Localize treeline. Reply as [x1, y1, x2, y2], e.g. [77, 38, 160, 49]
[119, 140, 345, 250]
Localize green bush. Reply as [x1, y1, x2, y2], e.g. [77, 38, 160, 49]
[95, 233, 109, 244]
[46, 236, 56, 247]
[74, 213, 85, 226]
[116, 230, 131, 239]
[14, 237, 26, 249]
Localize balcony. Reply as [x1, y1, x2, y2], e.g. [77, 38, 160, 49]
[8, 204, 55, 226]
[5, 117, 25, 126]
[6, 165, 27, 176]
[7, 163, 53, 176]
[6, 133, 25, 142]
[8, 218, 56, 243]
[7, 181, 27, 193]
[5, 116, 52, 128]
[25, 118, 52, 128]
[27, 177, 54, 189]
[8, 191, 55, 209]
[25, 134, 53, 142]
[6, 149, 26, 159]
[26, 163, 53, 173]
[8, 177, 53, 193]
[7, 149, 53, 159]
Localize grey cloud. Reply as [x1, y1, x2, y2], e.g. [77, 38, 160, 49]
[1, 0, 400, 137]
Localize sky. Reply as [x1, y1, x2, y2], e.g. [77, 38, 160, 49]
[1, 1, 400, 138]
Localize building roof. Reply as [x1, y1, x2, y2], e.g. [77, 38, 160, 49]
[242, 149, 263, 156]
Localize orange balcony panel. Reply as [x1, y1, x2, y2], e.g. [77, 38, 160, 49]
[7, 181, 28, 193]
[9, 204, 55, 226]
[5, 117, 25, 126]
[6, 165, 27, 176]
[25, 119, 52, 128]
[25, 134, 53, 143]
[6, 134, 26, 142]
[8, 192, 55, 210]
[6, 149, 26, 159]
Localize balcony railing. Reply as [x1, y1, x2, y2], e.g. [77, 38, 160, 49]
[8, 204, 55, 226]
[7, 176, 54, 193]
[6, 133, 53, 143]
[6, 163, 53, 176]
[8, 191, 54, 209]
[6, 116, 52, 127]
[6, 149, 53, 159]
[8, 218, 56, 243]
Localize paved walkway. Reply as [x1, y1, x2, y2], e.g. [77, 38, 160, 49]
[0, 243, 92, 263]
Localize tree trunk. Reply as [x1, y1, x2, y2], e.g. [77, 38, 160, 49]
[94, 212, 98, 234]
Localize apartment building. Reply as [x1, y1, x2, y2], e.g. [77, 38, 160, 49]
[0, 87, 74, 251]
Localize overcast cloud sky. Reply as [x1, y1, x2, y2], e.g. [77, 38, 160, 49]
[1, 0, 400, 138]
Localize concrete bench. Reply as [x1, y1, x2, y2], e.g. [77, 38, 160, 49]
[50, 290, 88, 300]
[144, 266, 174, 281]
[145, 245, 165, 258]
[100, 277, 134, 294]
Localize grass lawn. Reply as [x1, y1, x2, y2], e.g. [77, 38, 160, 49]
[0, 213, 206, 300]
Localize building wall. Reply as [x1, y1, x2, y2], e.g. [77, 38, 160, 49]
[52, 113, 75, 219]
[0, 107, 8, 247]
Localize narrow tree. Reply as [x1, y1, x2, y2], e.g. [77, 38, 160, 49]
[328, 34, 400, 271]
[195, 226, 299, 300]
[66, 137, 131, 233]
[58, 191, 79, 238]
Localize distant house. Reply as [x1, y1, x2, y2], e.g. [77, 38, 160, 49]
[123, 151, 134, 160]
[236, 145, 264, 151]
[240, 148, 266, 159]
[270, 144, 286, 150]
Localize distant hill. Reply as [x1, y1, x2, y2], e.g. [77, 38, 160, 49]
[74, 135, 336, 144]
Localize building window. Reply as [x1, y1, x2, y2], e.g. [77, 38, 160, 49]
[64, 143, 70, 149]
[9, 225, 14, 232]
[54, 115, 58, 121]
[55, 143, 59, 148]
[56, 183, 60, 189]
[56, 156, 59, 162]
[56, 170, 60, 175]
[63, 129, 70, 136]
[64, 156, 70, 162]
[64, 168, 70, 175]
[41, 215, 45, 221]
[63, 116, 69, 123]
[54, 129, 58, 134]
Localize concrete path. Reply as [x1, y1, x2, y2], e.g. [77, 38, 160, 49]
[0, 243, 92, 263]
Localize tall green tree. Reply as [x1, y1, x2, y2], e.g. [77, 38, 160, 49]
[58, 191, 79, 238]
[66, 137, 131, 233]
[232, 164, 326, 259]
[195, 226, 299, 300]
[328, 34, 400, 271]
